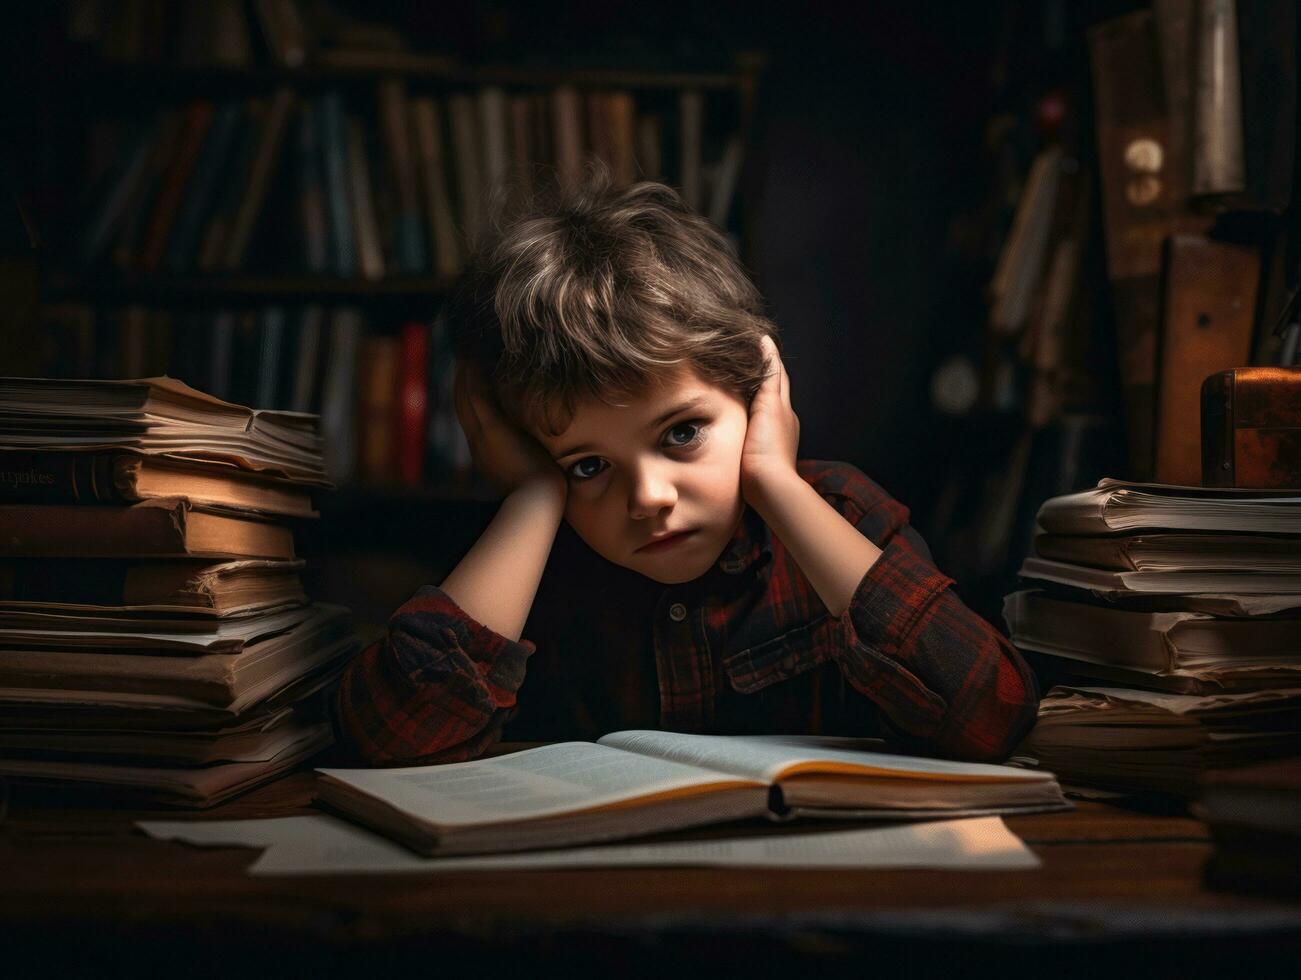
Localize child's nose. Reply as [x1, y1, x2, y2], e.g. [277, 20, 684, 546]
[627, 464, 677, 519]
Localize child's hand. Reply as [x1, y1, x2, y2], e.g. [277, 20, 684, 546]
[453, 362, 566, 498]
[740, 335, 800, 500]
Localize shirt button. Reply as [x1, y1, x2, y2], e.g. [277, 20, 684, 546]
[719, 558, 745, 574]
[668, 602, 688, 622]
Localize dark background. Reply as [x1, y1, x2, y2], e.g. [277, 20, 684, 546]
[2, 1, 1146, 628]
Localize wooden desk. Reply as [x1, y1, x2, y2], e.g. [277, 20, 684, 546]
[3, 770, 1301, 978]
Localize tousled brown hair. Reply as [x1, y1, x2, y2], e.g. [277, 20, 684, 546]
[448, 165, 778, 435]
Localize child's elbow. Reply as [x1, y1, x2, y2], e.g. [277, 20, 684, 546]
[937, 672, 1041, 764]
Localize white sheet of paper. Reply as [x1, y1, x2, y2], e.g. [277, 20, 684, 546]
[139, 813, 1040, 875]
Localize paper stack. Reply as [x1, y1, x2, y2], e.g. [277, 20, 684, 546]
[0, 377, 358, 807]
[1003, 479, 1301, 797]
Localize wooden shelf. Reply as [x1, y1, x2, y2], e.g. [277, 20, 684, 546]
[42, 273, 457, 306]
[55, 56, 758, 97]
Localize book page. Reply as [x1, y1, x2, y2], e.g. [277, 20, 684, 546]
[138, 813, 1040, 875]
[597, 731, 1051, 784]
[316, 741, 761, 828]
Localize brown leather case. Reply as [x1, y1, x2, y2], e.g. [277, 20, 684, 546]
[1201, 366, 1301, 488]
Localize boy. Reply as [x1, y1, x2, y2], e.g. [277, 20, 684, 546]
[333, 174, 1039, 766]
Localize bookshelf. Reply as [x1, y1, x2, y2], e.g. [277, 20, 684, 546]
[26, 3, 766, 516]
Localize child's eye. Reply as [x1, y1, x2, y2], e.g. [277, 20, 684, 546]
[567, 456, 608, 481]
[663, 421, 704, 449]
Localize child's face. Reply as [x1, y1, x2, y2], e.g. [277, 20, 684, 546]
[535, 365, 749, 584]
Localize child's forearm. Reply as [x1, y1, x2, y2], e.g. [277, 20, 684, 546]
[747, 468, 883, 617]
[439, 476, 568, 641]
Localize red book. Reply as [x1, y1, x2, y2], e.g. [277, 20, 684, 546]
[139, 102, 214, 272]
[395, 322, 429, 487]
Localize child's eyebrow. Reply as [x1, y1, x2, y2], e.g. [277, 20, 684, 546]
[551, 395, 709, 461]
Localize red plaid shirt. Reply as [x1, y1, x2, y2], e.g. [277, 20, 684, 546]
[332, 460, 1039, 765]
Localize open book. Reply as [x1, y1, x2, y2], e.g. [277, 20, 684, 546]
[316, 731, 1068, 856]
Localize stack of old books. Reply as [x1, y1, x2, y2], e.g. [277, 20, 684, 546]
[1002, 479, 1301, 798]
[0, 377, 358, 807]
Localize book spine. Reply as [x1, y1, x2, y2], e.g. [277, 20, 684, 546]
[585, 91, 613, 172]
[396, 321, 429, 487]
[0, 502, 189, 557]
[0, 453, 127, 505]
[410, 96, 462, 278]
[78, 119, 155, 268]
[345, 115, 386, 281]
[164, 101, 245, 271]
[606, 91, 637, 186]
[551, 85, 583, 189]
[255, 305, 287, 410]
[378, 79, 427, 275]
[448, 92, 483, 246]
[223, 86, 295, 270]
[196, 99, 263, 272]
[139, 101, 214, 272]
[291, 304, 324, 414]
[296, 100, 330, 274]
[478, 86, 509, 199]
[358, 335, 398, 484]
[321, 308, 362, 485]
[678, 90, 703, 212]
[319, 92, 356, 276]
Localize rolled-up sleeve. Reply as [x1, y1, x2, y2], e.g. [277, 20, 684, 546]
[813, 464, 1040, 762]
[331, 585, 534, 766]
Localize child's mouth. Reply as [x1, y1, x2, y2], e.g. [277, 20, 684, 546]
[635, 530, 697, 553]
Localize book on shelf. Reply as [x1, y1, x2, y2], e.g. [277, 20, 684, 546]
[377, 79, 426, 275]
[318, 91, 356, 276]
[319, 308, 362, 484]
[223, 87, 295, 271]
[478, 86, 509, 196]
[1005, 589, 1301, 694]
[678, 90, 704, 211]
[196, 101, 263, 271]
[447, 92, 483, 243]
[77, 118, 155, 269]
[551, 84, 583, 189]
[252, 0, 308, 68]
[396, 321, 429, 487]
[316, 731, 1068, 857]
[164, 101, 245, 271]
[357, 334, 398, 484]
[410, 96, 462, 277]
[0, 557, 307, 616]
[138, 102, 214, 272]
[0, 499, 295, 560]
[345, 115, 385, 280]
[289, 305, 325, 413]
[295, 101, 330, 274]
